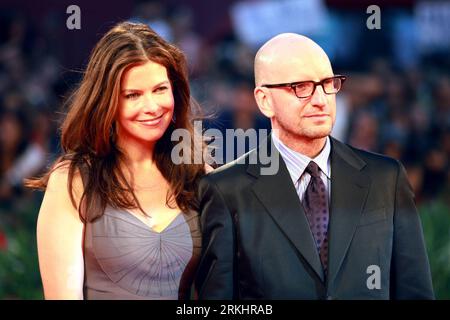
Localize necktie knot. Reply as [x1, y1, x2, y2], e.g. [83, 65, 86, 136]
[305, 161, 321, 178]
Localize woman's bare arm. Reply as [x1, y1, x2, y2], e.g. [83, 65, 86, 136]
[36, 164, 85, 299]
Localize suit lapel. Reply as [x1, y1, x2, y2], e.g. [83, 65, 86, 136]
[327, 138, 371, 287]
[249, 136, 325, 282]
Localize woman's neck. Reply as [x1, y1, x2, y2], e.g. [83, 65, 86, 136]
[117, 137, 155, 165]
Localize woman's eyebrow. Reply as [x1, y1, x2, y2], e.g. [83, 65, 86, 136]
[121, 80, 170, 93]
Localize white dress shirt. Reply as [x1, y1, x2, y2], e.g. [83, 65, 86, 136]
[272, 133, 331, 204]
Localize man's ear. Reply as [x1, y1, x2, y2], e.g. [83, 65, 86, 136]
[254, 86, 274, 118]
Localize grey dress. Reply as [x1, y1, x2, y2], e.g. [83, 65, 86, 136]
[83, 206, 201, 300]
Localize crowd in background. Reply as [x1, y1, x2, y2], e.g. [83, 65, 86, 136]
[0, 0, 449, 299]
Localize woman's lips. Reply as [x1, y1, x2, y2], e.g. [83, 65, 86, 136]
[136, 114, 164, 126]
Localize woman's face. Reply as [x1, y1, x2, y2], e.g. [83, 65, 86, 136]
[116, 60, 175, 148]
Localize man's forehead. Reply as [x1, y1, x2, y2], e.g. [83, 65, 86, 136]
[258, 33, 323, 57]
[262, 52, 332, 82]
[255, 33, 332, 83]
[263, 41, 329, 65]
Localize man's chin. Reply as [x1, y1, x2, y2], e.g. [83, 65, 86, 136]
[303, 127, 332, 140]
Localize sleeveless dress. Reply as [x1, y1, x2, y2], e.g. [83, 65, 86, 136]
[83, 206, 201, 300]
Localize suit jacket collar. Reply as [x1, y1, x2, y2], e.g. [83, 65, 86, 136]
[326, 137, 370, 288]
[271, 133, 331, 184]
[249, 134, 324, 281]
[248, 135, 370, 285]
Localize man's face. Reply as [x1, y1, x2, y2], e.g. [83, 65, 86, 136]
[265, 54, 336, 144]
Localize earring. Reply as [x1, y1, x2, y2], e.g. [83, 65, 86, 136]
[172, 113, 176, 123]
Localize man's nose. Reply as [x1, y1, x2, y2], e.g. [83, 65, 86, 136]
[310, 84, 327, 107]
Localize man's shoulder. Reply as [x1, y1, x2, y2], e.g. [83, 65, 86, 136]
[202, 149, 256, 185]
[332, 137, 401, 174]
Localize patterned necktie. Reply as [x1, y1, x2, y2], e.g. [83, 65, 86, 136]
[302, 161, 329, 271]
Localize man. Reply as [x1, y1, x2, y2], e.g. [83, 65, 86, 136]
[195, 33, 434, 299]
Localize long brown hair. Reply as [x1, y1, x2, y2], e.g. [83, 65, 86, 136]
[26, 21, 207, 222]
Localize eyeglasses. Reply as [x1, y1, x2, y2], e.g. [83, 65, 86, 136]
[261, 75, 347, 99]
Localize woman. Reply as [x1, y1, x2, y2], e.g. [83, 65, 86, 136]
[27, 22, 210, 300]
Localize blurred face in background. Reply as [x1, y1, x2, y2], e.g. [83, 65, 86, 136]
[116, 60, 175, 150]
[0, 113, 22, 152]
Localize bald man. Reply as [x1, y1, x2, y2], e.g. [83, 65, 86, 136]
[195, 34, 434, 299]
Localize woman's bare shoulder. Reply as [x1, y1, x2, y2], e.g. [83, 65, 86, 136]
[45, 160, 84, 207]
[47, 160, 80, 183]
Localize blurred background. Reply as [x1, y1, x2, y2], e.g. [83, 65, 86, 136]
[0, 0, 448, 299]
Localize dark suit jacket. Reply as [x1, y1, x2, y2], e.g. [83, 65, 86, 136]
[195, 136, 434, 299]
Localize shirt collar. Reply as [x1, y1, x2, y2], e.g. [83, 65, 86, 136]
[272, 132, 331, 185]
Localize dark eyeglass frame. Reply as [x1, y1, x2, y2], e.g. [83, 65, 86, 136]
[261, 75, 347, 99]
